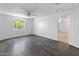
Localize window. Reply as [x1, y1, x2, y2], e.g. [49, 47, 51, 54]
[14, 19, 25, 30]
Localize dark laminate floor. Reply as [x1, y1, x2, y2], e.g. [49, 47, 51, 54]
[0, 35, 79, 56]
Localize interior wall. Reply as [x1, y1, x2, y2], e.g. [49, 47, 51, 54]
[69, 12, 79, 48]
[33, 9, 74, 41]
[34, 15, 57, 40]
[0, 14, 33, 40]
[58, 18, 69, 32]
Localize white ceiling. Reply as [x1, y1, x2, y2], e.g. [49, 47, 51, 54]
[0, 3, 79, 18]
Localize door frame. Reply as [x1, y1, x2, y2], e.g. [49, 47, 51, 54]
[57, 16, 70, 43]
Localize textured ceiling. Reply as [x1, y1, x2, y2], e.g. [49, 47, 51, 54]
[0, 3, 79, 17]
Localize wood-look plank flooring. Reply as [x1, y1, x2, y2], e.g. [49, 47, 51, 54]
[58, 32, 68, 43]
[0, 35, 79, 56]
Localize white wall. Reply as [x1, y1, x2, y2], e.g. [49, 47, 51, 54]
[34, 15, 57, 40]
[0, 14, 33, 40]
[59, 17, 69, 32]
[69, 11, 79, 48]
[33, 9, 75, 41]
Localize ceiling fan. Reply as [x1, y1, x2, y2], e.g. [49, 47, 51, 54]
[21, 8, 38, 17]
[25, 10, 37, 17]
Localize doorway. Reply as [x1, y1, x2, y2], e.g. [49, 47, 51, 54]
[57, 16, 70, 43]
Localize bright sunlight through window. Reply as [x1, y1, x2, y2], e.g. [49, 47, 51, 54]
[14, 19, 25, 30]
